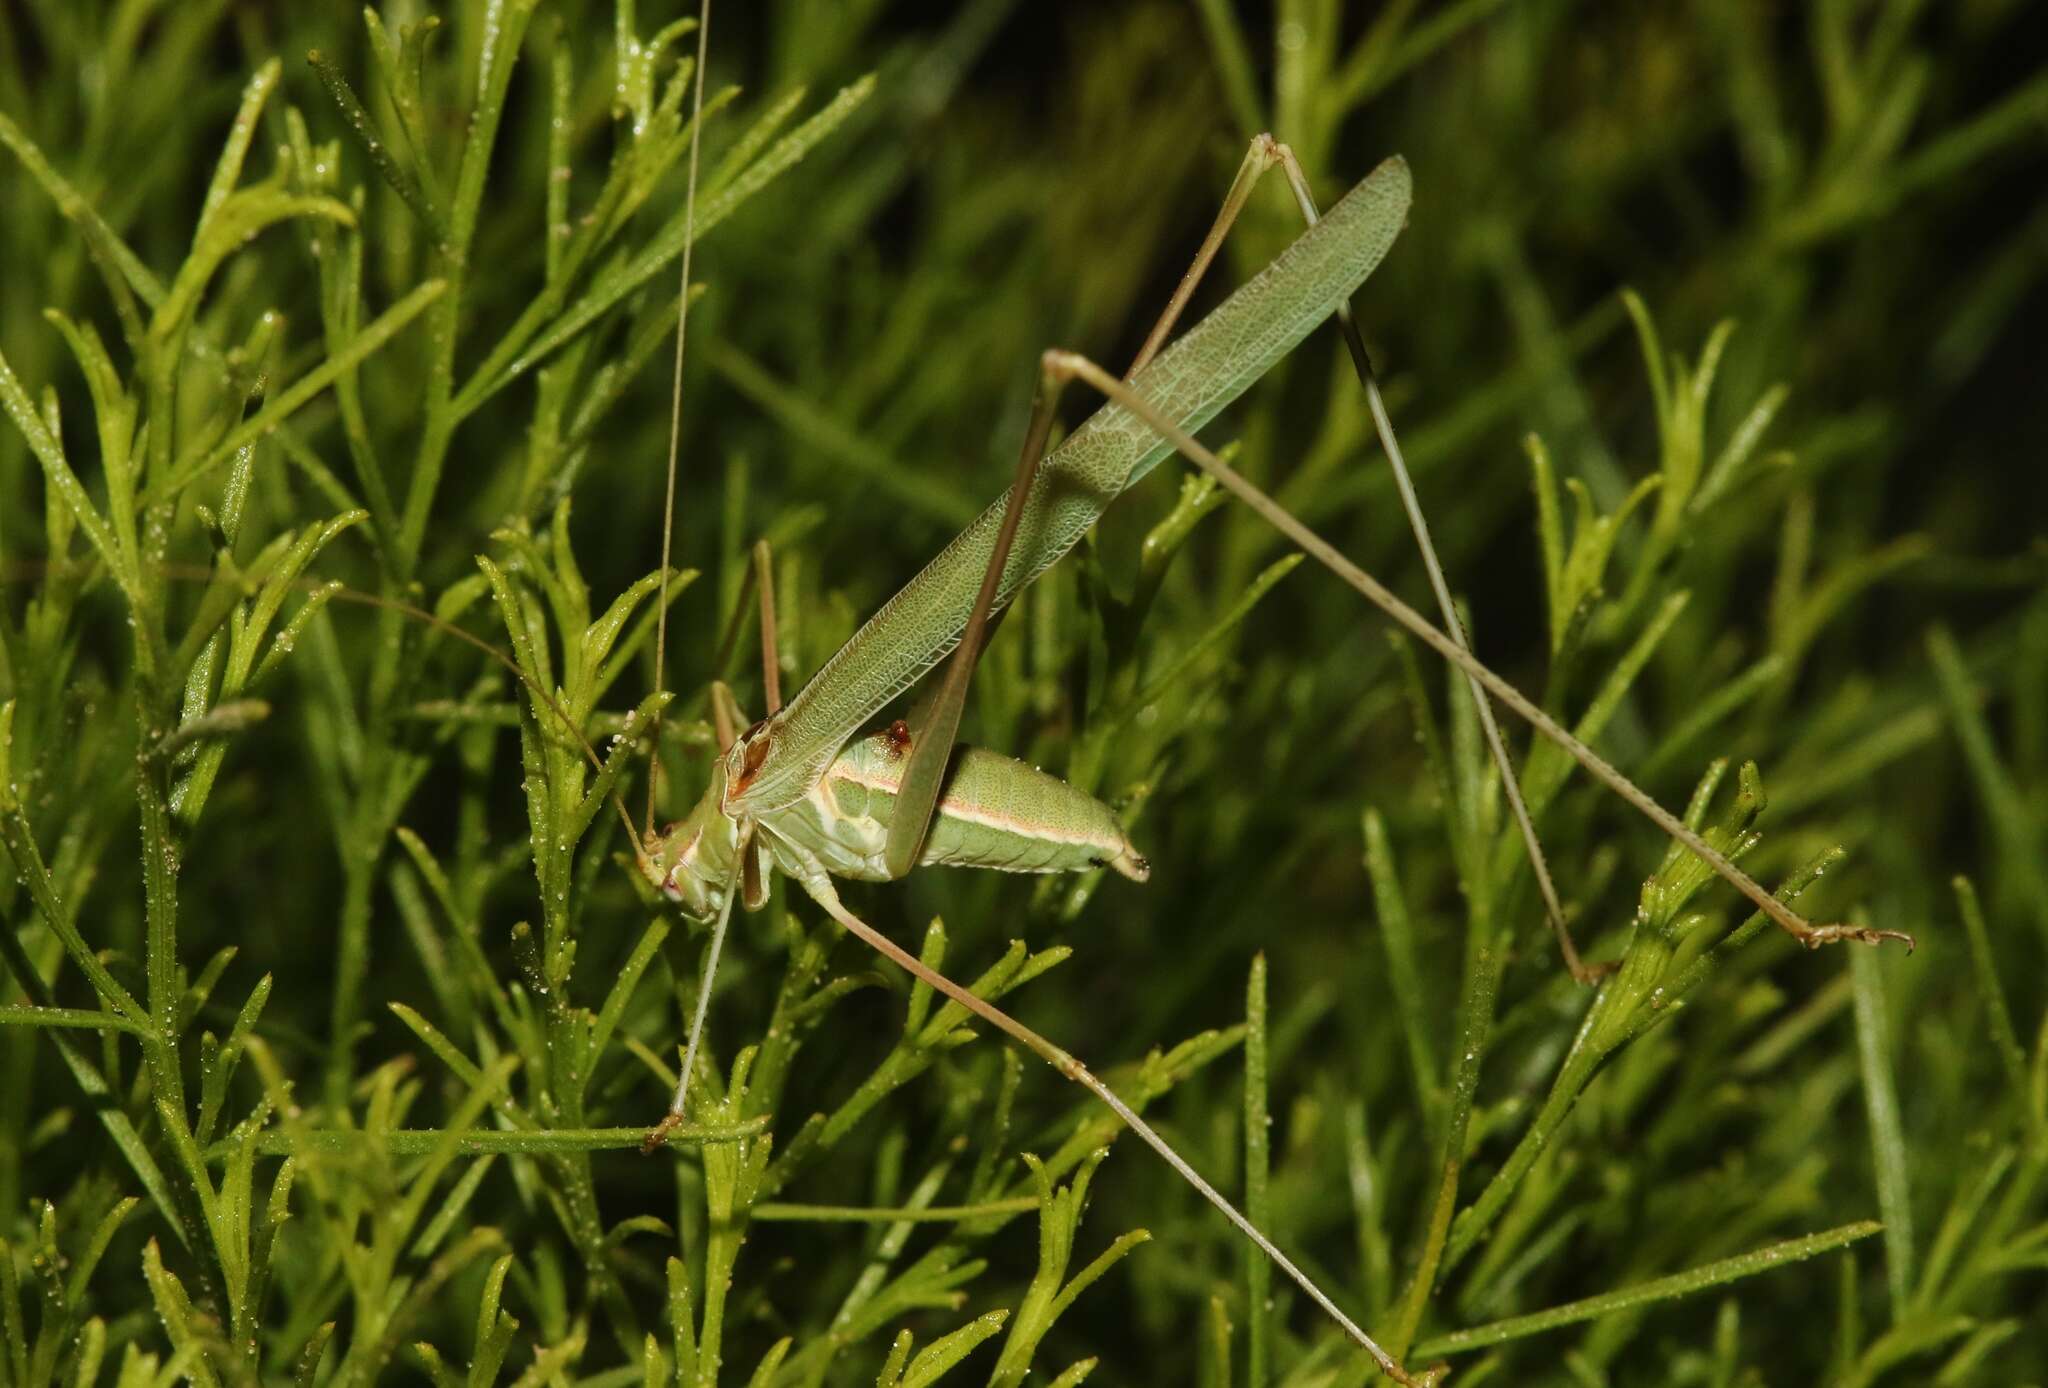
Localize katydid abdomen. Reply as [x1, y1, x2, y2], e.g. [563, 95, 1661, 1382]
[759, 726, 1149, 883]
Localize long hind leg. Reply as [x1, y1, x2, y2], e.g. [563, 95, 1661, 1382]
[1123, 135, 1590, 977]
[1029, 347, 1911, 954]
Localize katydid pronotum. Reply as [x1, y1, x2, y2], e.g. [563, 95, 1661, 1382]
[590, 16, 1911, 1380]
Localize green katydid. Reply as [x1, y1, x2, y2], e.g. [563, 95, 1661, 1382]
[0, 9, 1923, 1381]
[635, 143, 1434, 1386]
[609, 21, 1910, 1374]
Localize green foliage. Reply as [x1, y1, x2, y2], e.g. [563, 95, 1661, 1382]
[1, 2, 2044, 1385]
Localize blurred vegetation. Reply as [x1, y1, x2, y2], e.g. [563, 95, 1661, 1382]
[2, 1, 2045, 1383]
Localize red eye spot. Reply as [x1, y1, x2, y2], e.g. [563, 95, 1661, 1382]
[886, 720, 911, 756]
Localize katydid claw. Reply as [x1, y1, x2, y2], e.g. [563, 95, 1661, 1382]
[1797, 922, 1916, 952]
[642, 1112, 685, 1154]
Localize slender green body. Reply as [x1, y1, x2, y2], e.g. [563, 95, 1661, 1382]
[646, 156, 1413, 918]
[647, 726, 1147, 915]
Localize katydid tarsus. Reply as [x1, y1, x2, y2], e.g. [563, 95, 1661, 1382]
[602, 15, 1911, 1378]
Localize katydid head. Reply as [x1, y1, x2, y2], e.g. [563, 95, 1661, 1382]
[642, 753, 742, 920]
[640, 706, 786, 918]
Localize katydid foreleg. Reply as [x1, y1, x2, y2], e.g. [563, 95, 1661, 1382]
[651, 540, 781, 1146]
[740, 539, 779, 913]
[647, 826, 744, 1152]
[750, 538, 783, 718]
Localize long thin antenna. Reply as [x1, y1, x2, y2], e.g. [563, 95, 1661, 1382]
[325, 586, 647, 852]
[57, 558, 648, 850]
[646, 0, 715, 838]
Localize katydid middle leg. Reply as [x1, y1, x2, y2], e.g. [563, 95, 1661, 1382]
[649, 514, 1438, 1380]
